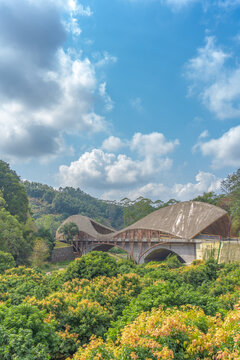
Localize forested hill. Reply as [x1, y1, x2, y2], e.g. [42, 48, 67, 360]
[24, 167, 240, 236]
[24, 181, 124, 231]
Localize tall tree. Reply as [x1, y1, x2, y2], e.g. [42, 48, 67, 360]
[0, 161, 29, 223]
[221, 169, 240, 236]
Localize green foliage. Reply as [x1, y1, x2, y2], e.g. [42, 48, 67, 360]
[24, 181, 124, 229]
[0, 251, 16, 273]
[164, 254, 183, 268]
[35, 227, 55, 254]
[122, 197, 155, 226]
[221, 168, 240, 236]
[0, 252, 239, 359]
[0, 207, 32, 265]
[0, 161, 29, 223]
[59, 222, 79, 244]
[64, 252, 118, 281]
[0, 267, 51, 305]
[30, 238, 50, 267]
[193, 191, 223, 206]
[121, 197, 179, 227]
[0, 303, 60, 360]
[35, 215, 62, 236]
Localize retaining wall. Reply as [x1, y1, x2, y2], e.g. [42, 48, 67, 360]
[51, 246, 75, 262]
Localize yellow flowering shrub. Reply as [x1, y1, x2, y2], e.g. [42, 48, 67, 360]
[69, 303, 240, 360]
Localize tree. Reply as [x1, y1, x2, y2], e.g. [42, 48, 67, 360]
[64, 251, 118, 281]
[59, 222, 79, 244]
[221, 169, 240, 236]
[0, 303, 60, 360]
[122, 197, 155, 226]
[35, 227, 55, 254]
[0, 160, 29, 223]
[0, 251, 16, 273]
[30, 238, 50, 267]
[0, 204, 32, 265]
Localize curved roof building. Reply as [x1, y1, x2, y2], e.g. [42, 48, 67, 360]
[57, 201, 230, 241]
[115, 201, 229, 239]
[56, 214, 115, 241]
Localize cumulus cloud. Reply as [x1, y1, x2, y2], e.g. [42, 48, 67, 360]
[102, 136, 126, 152]
[102, 171, 222, 201]
[58, 131, 179, 191]
[198, 125, 240, 169]
[172, 171, 222, 200]
[185, 36, 240, 119]
[131, 132, 179, 157]
[0, 0, 112, 160]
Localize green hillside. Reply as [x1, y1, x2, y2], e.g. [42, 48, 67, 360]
[24, 181, 124, 233]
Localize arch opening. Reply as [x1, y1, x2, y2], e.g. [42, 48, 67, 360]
[144, 248, 185, 263]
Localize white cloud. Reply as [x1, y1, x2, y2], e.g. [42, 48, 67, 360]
[131, 132, 179, 157]
[68, 1, 93, 16]
[199, 130, 209, 139]
[99, 82, 114, 112]
[102, 171, 222, 201]
[172, 171, 222, 200]
[58, 131, 179, 191]
[0, 0, 113, 160]
[95, 52, 118, 68]
[185, 36, 240, 119]
[198, 125, 240, 168]
[102, 136, 125, 152]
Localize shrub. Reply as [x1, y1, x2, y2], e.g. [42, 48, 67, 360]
[64, 252, 118, 281]
[0, 251, 16, 273]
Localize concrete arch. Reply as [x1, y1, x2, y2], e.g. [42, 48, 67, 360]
[138, 243, 195, 264]
[83, 243, 133, 260]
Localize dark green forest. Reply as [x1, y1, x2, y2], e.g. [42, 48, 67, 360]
[24, 181, 124, 232]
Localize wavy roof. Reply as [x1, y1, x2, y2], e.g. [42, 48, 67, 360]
[56, 201, 229, 241]
[116, 201, 229, 239]
[56, 214, 115, 240]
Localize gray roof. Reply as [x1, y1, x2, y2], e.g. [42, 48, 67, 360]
[56, 214, 115, 240]
[56, 201, 229, 241]
[115, 201, 229, 239]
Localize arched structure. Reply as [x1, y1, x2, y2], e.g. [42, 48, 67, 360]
[138, 243, 191, 264]
[56, 201, 230, 264]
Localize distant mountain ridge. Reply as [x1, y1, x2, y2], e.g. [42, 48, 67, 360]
[24, 181, 124, 232]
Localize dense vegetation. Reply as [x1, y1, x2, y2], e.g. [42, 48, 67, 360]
[0, 161, 55, 265]
[24, 181, 124, 231]
[0, 161, 240, 359]
[0, 252, 239, 359]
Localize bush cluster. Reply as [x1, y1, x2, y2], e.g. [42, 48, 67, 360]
[0, 252, 239, 359]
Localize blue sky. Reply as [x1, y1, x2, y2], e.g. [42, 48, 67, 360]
[1, 0, 240, 201]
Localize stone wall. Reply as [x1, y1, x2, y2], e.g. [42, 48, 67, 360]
[51, 246, 75, 262]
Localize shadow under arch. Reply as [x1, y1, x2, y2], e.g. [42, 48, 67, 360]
[139, 244, 186, 264]
[84, 243, 134, 261]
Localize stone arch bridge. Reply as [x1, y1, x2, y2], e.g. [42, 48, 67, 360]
[56, 201, 233, 264]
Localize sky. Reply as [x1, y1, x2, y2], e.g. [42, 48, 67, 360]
[0, 0, 240, 202]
